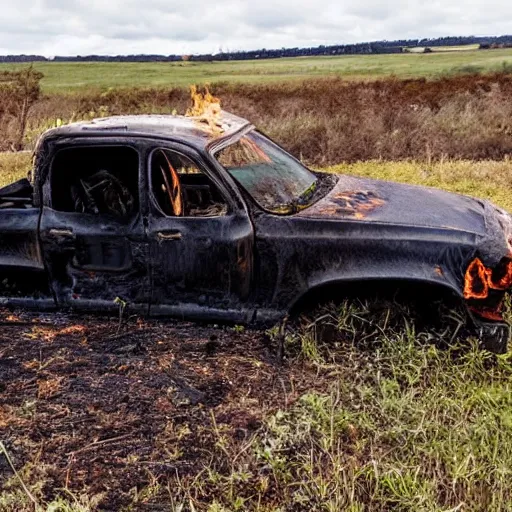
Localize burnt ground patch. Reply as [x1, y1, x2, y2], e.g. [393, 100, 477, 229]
[0, 310, 322, 509]
[2, 301, 510, 511]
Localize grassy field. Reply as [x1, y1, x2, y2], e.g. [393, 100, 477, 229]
[2, 62, 512, 508]
[1, 48, 512, 93]
[0, 152, 31, 185]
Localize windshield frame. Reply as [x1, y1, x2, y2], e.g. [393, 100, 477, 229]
[209, 128, 319, 215]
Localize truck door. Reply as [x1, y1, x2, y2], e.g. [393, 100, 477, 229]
[0, 179, 52, 307]
[146, 145, 254, 321]
[39, 144, 151, 314]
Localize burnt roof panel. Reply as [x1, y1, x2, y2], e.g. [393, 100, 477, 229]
[38, 111, 251, 149]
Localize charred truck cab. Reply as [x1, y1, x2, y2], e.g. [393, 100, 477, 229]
[0, 110, 511, 352]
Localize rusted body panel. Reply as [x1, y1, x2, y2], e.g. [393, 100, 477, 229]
[0, 111, 511, 352]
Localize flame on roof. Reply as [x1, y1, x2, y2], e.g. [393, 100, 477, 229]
[186, 85, 223, 134]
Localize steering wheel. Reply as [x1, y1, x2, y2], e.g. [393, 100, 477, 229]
[158, 150, 183, 216]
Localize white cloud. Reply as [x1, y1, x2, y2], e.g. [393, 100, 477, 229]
[0, 0, 510, 56]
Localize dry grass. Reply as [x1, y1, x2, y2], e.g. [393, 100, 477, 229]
[2, 303, 512, 511]
[7, 73, 512, 164]
[0, 151, 31, 185]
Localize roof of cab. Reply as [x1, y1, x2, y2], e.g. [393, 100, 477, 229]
[38, 110, 252, 150]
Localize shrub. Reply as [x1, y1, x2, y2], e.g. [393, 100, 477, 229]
[0, 67, 43, 151]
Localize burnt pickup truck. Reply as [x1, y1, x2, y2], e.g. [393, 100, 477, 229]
[1, 110, 512, 351]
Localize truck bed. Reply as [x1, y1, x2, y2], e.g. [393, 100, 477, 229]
[0, 178, 34, 208]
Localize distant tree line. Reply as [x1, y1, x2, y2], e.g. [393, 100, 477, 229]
[0, 55, 47, 63]
[1, 35, 512, 63]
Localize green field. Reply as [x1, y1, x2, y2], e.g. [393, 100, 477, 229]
[1, 48, 512, 93]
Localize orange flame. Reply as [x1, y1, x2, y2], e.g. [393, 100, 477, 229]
[489, 259, 512, 289]
[160, 150, 182, 216]
[186, 85, 223, 133]
[464, 258, 491, 300]
[464, 257, 512, 300]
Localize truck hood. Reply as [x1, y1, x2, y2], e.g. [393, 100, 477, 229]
[298, 174, 487, 235]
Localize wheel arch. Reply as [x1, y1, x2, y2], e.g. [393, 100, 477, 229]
[288, 276, 464, 317]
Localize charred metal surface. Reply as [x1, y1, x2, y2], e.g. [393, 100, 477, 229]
[0, 110, 511, 351]
[148, 213, 253, 315]
[0, 178, 33, 209]
[295, 173, 512, 330]
[39, 205, 151, 315]
[252, 213, 474, 310]
[0, 206, 50, 301]
[298, 174, 486, 233]
[304, 188, 386, 218]
[476, 321, 510, 353]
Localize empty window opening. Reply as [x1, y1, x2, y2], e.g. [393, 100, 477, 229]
[51, 146, 139, 218]
[150, 149, 227, 217]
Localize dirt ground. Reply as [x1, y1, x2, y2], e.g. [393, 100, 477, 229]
[0, 309, 320, 509]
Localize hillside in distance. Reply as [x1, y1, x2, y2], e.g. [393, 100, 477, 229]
[1, 34, 512, 63]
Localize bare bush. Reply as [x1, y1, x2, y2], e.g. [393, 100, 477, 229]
[0, 67, 43, 151]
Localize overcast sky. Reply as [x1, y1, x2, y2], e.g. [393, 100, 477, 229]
[0, 0, 511, 56]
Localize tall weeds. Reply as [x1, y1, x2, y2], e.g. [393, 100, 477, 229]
[5, 72, 512, 163]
